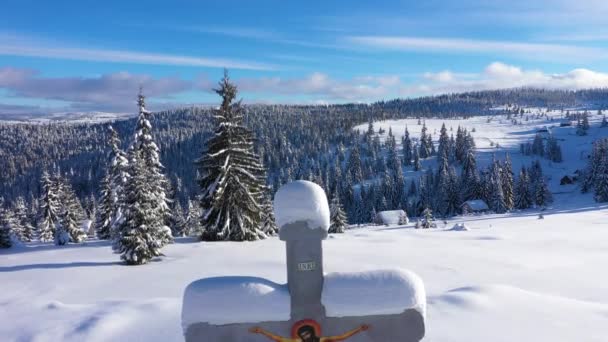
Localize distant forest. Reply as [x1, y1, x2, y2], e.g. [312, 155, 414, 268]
[1, 87, 607, 208]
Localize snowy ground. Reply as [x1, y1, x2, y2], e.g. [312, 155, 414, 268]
[2, 108, 608, 341]
[2, 194, 608, 341]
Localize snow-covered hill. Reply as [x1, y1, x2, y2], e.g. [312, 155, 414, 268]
[354, 107, 607, 194]
[1, 198, 607, 341]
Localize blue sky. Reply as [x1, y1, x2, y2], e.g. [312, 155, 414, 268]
[1, 0, 608, 114]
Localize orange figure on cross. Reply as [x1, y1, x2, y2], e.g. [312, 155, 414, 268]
[249, 319, 369, 342]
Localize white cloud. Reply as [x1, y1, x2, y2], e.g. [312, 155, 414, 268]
[405, 62, 608, 95]
[236, 72, 394, 101]
[347, 35, 606, 62]
[0, 33, 276, 71]
[234, 62, 608, 102]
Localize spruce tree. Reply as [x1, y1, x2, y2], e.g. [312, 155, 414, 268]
[347, 145, 364, 183]
[185, 199, 202, 237]
[0, 198, 13, 248]
[419, 124, 430, 158]
[13, 197, 34, 242]
[97, 126, 129, 243]
[171, 200, 187, 237]
[95, 173, 114, 240]
[515, 168, 533, 209]
[329, 194, 347, 234]
[38, 171, 59, 243]
[420, 208, 436, 229]
[437, 123, 449, 160]
[118, 153, 168, 264]
[490, 160, 506, 213]
[197, 71, 268, 241]
[402, 126, 412, 166]
[116, 92, 172, 264]
[58, 176, 87, 244]
[501, 154, 515, 210]
[461, 150, 480, 201]
[261, 196, 278, 236]
[413, 147, 422, 171]
[535, 178, 553, 208]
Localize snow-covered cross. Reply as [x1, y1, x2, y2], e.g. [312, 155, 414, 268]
[181, 180, 426, 341]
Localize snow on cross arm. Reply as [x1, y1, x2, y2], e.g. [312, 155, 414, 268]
[322, 269, 426, 320]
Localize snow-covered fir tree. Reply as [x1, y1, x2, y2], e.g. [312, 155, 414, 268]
[261, 195, 278, 236]
[54, 173, 86, 245]
[501, 154, 515, 210]
[38, 171, 60, 243]
[115, 92, 173, 264]
[96, 126, 129, 242]
[197, 71, 268, 241]
[329, 193, 348, 234]
[535, 178, 553, 208]
[0, 198, 13, 248]
[402, 126, 412, 166]
[489, 159, 507, 213]
[461, 150, 480, 201]
[183, 199, 200, 237]
[437, 123, 450, 160]
[420, 207, 436, 229]
[347, 145, 363, 183]
[10, 197, 34, 242]
[95, 173, 113, 240]
[419, 123, 431, 158]
[171, 200, 187, 237]
[582, 139, 608, 202]
[413, 147, 422, 171]
[515, 168, 533, 209]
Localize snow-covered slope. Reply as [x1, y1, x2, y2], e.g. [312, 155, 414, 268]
[354, 108, 607, 194]
[2, 197, 608, 341]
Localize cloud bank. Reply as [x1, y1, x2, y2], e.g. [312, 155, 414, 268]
[1, 62, 608, 114]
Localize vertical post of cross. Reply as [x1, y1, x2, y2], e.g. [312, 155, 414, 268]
[274, 180, 331, 322]
[280, 221, 327, 321]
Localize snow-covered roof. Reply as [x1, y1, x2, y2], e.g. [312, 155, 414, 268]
[462, 200, 489, 211]
[323, 269, 426, 319]
[376, 210, 407, 225]
[181, 277, 290, 329]
[273, 180, 330, 232]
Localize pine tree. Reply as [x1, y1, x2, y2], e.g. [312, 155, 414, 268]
[13, 197, 34, 242]
[54, 174, 86, 245]
[118, 153, 168, 264]
[402, 126, 412, 166]
[116, 92, 173, 264]
[197, 71, 268, 241]
[501, 154, 515, 210]
[515, 168, 533, 209]
[420, 208, 436, 229]
[95, 173, 113, 240]
[0, 198, 13, 248]
[261, 196, 278, 236]
[413, 147, 422, 171]
[490, 159, 506, 214]
[437, 123, 450, 160]
[38, 171, 59, 243]
[329, 194, 347, 234]
[185, 199, 202, 237]
[461, 150, 480, 201]
[419, 124, 430, 158]
[347, 145, 364, 183]
[535, 178, 553, 208]
[106, 126, 130, 244]
[171, 200, 187, 237]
